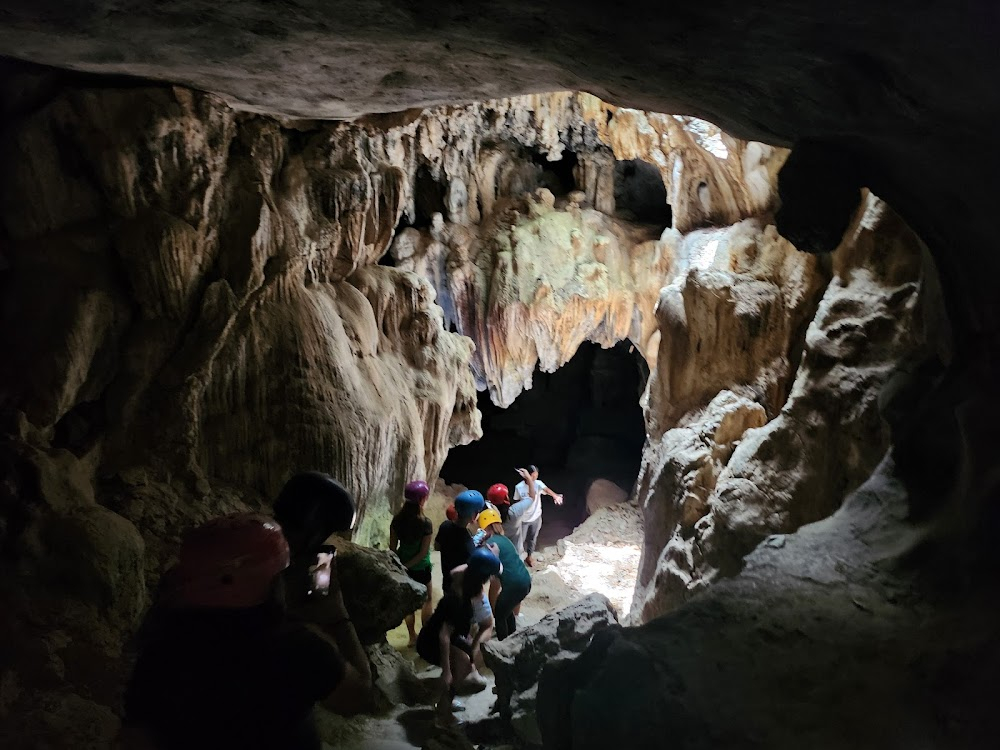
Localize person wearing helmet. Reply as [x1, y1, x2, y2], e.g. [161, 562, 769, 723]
[416, 547, 501, 723]
[272, 471, 373, 716]
[121, 513, 352, 750]
[434, 489, 484, 594]
[514, 465, 564, 567]
[390, 480, 434, 646]
[487, 483, 523, 552]
[477, 507, 532, 639]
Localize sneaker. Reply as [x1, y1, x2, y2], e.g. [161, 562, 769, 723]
[451, 698, 466, 712]
[454, 671, 488, 695]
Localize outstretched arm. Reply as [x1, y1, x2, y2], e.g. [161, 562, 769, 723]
[541, 485, 564, 505]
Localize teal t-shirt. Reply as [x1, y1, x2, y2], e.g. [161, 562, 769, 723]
[491, 534, 531, 590]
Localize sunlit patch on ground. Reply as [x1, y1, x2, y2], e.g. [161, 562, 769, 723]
[541, 540, 641, 618]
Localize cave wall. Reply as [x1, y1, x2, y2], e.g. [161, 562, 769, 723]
[0, 56, 972, 748]
[631, 193, 947, 623]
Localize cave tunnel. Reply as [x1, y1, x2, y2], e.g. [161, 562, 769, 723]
[529, 148, 579, 197]
[440, 340, 648, 549]
[614, 158, 672, 227]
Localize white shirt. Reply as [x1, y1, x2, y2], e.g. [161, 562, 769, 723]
[514, 479, 547, 524]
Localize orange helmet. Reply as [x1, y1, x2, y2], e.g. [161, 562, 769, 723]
[487, 483, 510, 505]
[161, 513, 289, 609]
[445, 504, 459, 522]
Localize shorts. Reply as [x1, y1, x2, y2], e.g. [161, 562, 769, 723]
[416, 628, 473, 666]
[407, 567, 432, 587]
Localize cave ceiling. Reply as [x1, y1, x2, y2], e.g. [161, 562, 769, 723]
[1, 1, 999, 340]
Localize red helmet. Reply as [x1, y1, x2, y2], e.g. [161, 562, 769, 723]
[161, 513, 290, 609]
[404, 480, 430, 503]
[487, 483, 510, 506]
[445, 504, 459, 522]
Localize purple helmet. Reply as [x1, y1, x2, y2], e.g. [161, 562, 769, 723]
[404, 480, 430, 503]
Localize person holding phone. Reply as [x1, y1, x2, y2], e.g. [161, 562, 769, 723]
[514, 465, 563, 567]
[121, 513, 359, 750]
[272, 471, 374, 716]
[434, 489, 484, 594]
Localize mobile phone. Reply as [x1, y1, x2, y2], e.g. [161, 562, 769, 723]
[310, 547, 335, 596]
[472, 529, 487, 547]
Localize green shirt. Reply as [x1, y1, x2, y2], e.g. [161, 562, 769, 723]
[491, 534, 531, 590]
[392, 514, 433, 571]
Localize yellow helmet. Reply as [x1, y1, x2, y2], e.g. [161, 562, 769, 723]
[478, 508, 502, 530]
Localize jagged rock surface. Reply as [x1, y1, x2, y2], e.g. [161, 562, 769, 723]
[482, 593, 619, 745]
[631, 194, 942, 623]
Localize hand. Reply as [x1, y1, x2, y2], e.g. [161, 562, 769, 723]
[554, 494, 564, 506]
[516, 467, 529, 479]
[488, 542, 500, 556]
[311, 552, 344, 601]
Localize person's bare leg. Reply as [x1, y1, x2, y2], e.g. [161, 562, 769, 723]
[436, 647, 473, 721]
[420, 581, 433, 630]
[405, 613, 417, 646]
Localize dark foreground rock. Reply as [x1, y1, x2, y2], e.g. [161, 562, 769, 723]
[482, 593, 620, 745]
[329, 537, 425, 644]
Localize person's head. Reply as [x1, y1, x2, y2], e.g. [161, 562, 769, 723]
[401, 479, 430, 516]
[445, 504, 458, 522]
[528, 464, 539, 479]
[273, 472, 357, 558]
[454, 489, 484, 523]
[462, 547, 502, 599]
[487, 483, 509, 507]
[160, 513, 290, 611]
[477, 507, 504, 537]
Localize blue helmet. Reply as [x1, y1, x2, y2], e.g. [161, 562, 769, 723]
[468, 546, 502, 577]
[454, 490, 485, 517]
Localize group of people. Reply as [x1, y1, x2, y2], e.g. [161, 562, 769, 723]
[388, 466, 563, 721]
[118, 466, 564, 746]
[120, 472, 374, 750]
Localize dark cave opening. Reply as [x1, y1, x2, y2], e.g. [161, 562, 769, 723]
[530, 149, 579, 197]
[440, 340, 648, 548]
[614, 158, 672, 227]
[409, 164, 447, 227]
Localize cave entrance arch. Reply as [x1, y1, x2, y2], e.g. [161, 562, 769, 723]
[440, 340, 647, 548]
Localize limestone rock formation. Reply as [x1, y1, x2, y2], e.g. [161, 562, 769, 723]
[631, 194, 942, 623]
[0, 66, 790, 746]
[482, 594, 619, 745]
[327, 538, 426, 644]
[584, 478, 629, 516]
[538, 459, 999, 750]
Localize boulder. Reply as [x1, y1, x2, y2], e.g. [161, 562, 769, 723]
[481, 594, 620, 745]
[584, 478, 629, 516]
[328, 537, 425, 644]
[366, 640, 437, 709]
